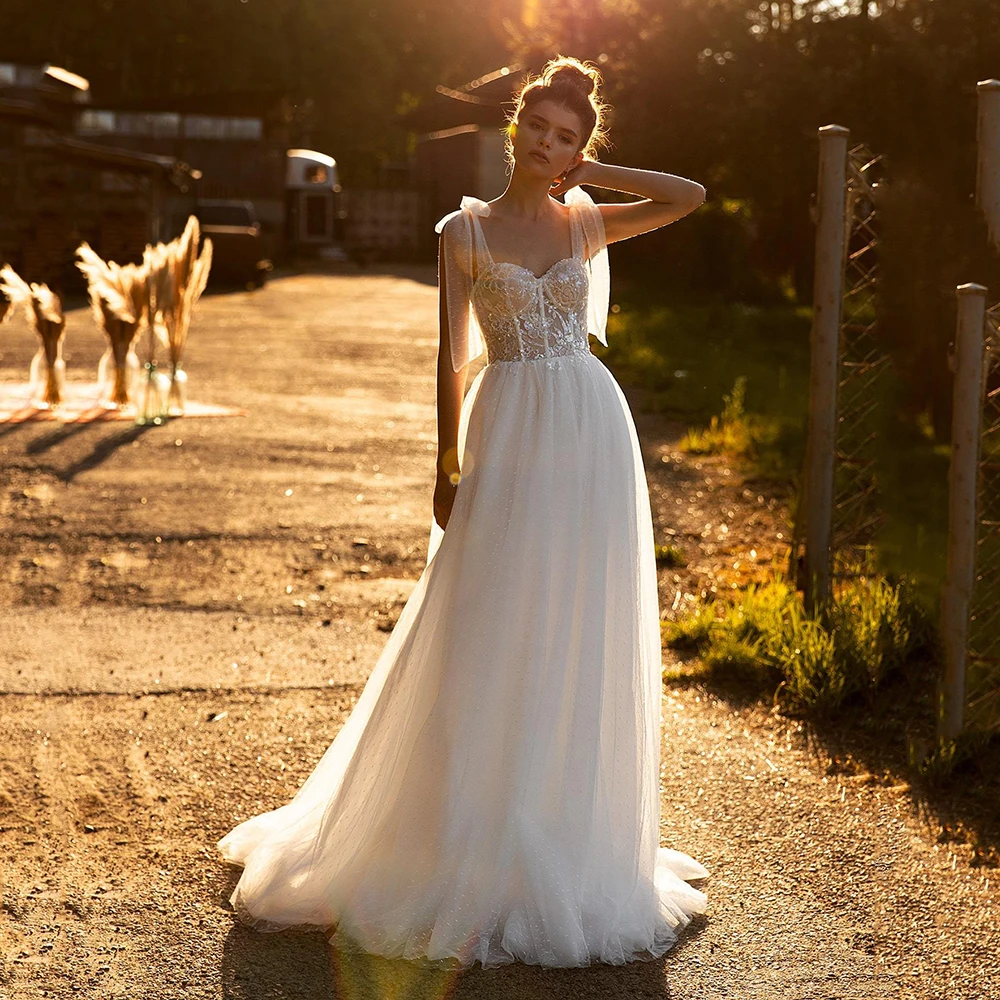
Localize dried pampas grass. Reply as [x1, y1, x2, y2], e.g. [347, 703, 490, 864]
[76, 243, 147, 409]
[160, 217, 212, 414]
[0, 264, 29, 318]
[140, 240, 176, 419]
[134, 241, 175, 421]
[143, 241, 174, 355]
[0, 264, 67, 408]
[0, 272, 15, 325]
[29, 286, 67, 408]
[73, 216, 212, 417]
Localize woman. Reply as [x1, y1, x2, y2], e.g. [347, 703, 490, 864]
[219, 55, 710, 969]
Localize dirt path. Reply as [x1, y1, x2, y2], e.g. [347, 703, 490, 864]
[0, 270, 997, 999]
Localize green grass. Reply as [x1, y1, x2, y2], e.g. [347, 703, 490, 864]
[677, 374, 788, 473]
[596, 295, 953, 606]
[662, 574, 937, 718]
[661, 601, 716, 651]
[607, 294, 1000, 735]
[600, 300, 811, 486]
[654, 543, 687, 568]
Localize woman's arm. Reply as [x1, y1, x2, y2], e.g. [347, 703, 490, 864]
[434, 230, 469, 530]
[552, 161, 706, 244]
[436, 296, 467, 485]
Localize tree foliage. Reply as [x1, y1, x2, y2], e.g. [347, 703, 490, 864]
[0, 0, 512, 181]
[4, 0, 1000, 424]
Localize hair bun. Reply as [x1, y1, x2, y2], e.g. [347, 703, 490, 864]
[511, 55, 610, 161]
[544, 59, 599, 99]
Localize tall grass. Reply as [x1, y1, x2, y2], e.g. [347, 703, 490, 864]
[663, 574, 936, 717]
[599, 297, 952, 606]
[677, 374, 783, 464]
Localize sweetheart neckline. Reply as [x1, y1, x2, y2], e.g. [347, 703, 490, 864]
[467, 209, 583, 283]
[478, 257, 583, 283]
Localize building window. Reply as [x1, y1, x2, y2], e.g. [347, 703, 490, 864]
[226, 117, 263, 140]
[146, 113, 181, 138]
[77, 110, 117, 135]
[183, 116, 262, 140]
[0, 64, 43, 87]
[75, 109, 263, 142]
[119, 113, 180, 137]
[77, 110, 181, 137]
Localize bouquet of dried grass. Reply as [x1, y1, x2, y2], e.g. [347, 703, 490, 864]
[131, 241, 176, 421]
[0, 266, 31, 324]
[76, 244, 148, 409]
[0, 278, 12, 326]
[0, 264, 67, 408]
[140, 240, 176, 419]
[73, 219, 211, 416]
[28, 286, 67, 408]
[143, 241, 174, 350]
[161, 217, 212, 415]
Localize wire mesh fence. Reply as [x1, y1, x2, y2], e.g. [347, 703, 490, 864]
[966, 302, 1000, 728]
[793, 126, 998, 737]
[830, 143, 891, 581]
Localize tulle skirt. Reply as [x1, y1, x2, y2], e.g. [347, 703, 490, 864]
[218, 352, 709, 968]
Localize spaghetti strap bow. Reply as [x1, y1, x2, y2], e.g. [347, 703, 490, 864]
[433, 199, 489, 373]
[563, 186, 610, 349]
[434, 195, 491, 234]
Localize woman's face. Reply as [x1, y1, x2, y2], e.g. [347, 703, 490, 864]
[512, 98, 586, 182]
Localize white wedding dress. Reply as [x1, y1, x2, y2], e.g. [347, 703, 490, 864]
[217, 187, 710, 968]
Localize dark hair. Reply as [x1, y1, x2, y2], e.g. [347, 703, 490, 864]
[507, 55, 610, 163]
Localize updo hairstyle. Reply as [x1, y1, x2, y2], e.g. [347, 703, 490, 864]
[506, 55, 610, 165]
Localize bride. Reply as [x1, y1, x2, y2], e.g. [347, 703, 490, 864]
[219, 55, 710, 969]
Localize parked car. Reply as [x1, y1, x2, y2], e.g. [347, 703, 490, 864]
[194, 200, 272, 288]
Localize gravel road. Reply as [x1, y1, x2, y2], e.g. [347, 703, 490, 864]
[0, 268, 996, 999]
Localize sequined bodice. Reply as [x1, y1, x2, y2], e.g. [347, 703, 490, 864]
[469, 216, 592, 366]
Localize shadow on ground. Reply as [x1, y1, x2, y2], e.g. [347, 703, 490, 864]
[668, 656, 1000, 872]
[325, 942, 694, 1000]
[218, 908, 701, 1000]
[1, 420, 159, 480]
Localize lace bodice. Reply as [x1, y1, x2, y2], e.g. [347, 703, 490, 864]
[435, 188, 610, 372]
[469, 217, 591, 365]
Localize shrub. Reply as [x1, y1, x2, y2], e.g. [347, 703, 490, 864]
[654, 543, 687, 567]
[662, 601, 717, 651]
[663, 573, 935, 717]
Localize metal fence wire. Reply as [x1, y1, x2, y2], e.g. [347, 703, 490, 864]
[966, 303, 1000, 724]
[830, 143, 890, 580]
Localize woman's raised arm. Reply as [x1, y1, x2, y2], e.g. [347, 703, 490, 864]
[552, 161, 706, 244]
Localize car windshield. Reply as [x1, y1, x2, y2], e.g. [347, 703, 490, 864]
[197, 204, 253, 227]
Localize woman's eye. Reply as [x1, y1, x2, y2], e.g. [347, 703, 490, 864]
[559, 135, 572, 144]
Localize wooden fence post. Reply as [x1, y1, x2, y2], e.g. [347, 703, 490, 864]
[805, 125, 850, 612]
[977, 80, 1000, 247]
[939, 284, 988, 743]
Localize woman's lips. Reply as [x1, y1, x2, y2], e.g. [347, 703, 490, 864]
[530, 150, 549, 163]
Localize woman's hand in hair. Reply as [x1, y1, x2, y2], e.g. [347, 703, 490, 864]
[549, 156, 594, 198]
